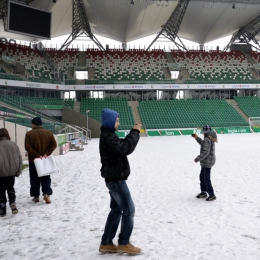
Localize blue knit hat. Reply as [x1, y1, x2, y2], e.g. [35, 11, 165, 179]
[101, 108, 119, 129]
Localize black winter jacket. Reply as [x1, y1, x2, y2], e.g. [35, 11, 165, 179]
[99, 127, 140, 182]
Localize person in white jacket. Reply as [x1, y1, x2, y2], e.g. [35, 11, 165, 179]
[0, 128, 22, 217]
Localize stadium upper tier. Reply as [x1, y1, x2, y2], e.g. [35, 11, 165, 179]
[172, 50, 254, 84]
[47, 48, 79, 81]
[0, 42, 53, 82]
[85, 49, 168, 83]
[1, 43, 260, 84]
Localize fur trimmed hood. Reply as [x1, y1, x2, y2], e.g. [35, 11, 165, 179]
[206, 131, 218, 143]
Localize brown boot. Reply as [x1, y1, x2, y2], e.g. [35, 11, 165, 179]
[117, 243, 141, 254]
[43, 195, 51, 204]
[32, 197, 39, 203]
[99, 244, 117, 253]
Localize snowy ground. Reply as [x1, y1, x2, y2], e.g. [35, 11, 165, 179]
[1, 134, 260, 260]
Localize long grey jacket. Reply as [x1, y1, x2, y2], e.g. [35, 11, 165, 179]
[0, 137, 23, 177]
[195, 131, 217, 168]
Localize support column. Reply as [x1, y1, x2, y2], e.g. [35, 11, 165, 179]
[184, 90, 192, 99]
[122, 42, 127, 50]
[238, 90, 245, 96]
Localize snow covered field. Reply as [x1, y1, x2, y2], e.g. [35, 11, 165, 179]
[1, 134, 260, 260]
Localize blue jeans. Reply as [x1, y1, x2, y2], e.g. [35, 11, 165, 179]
[101, 180, 135, 246]
[29, 163, 53, 197]
[200, 167, 214, 196]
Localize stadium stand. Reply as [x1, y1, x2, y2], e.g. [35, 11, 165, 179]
[0, 103, 63, 134]
[233, 96, 260, 118]
[0, 73, 23, 81]
[0, 95, 74, 110]
[0, 42, 53, 82]
[172, 50, 253, 83]
[80, 98, 134, 130]
[85, 49, 169, 83]
[47, 48, 79, 81]
[138, 99, 247, 129]
[248, 51, 260, 63]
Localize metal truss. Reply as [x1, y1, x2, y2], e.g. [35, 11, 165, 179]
[189, 0, 260, 4]
[223, 15, 260, 52]
[146, 0, 189, 51]
[141, 0, 260, 4]
[0, 0, 7, 30]
[60, 0, 104, 50]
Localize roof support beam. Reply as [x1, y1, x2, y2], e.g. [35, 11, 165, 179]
[0, 0, 8, 30]
[146, 0, 189, 51]
[60, 0, 104, 50]
[190, 0, 260, 4]
[223, 15, 260, 52]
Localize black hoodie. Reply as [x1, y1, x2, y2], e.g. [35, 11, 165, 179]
[99, 108, 140, 182]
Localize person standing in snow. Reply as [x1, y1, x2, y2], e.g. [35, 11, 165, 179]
[192, 125, 217, 201]
[0, 128, 22, 217]
[99, 108, 142, 255]
[24, 117, 57, 204]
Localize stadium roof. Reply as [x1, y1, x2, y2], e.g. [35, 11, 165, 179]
[1, 0, 260, 46]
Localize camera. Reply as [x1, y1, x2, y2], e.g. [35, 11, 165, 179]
[191, 134, 196, 137]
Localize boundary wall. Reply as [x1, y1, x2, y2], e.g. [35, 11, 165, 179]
[116, 126, 252, 137]
[2, 78, 260, 91]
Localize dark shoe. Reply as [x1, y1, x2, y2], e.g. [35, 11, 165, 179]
[32, 197, 39, 202]
[196, 192, 207, 198]
[117, 243, 141, 254]
[43, 194, 51, 204]
[206, 195, 216, 201]
[99, 244, 117, 253]
[10, 203, 18, 214]
[0, 204, 6, 217]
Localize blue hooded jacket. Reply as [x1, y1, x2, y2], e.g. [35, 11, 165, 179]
[101, 108, 119, 129]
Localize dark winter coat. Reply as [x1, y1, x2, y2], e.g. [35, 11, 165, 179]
[24, 126, 57, 163]
[99, 127, 140, 182]
[195, 131, 217, 168]
[0, 137, 23, 177]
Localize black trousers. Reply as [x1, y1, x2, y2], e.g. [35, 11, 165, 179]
[199, 167, 214, 196]
[0, 176, 16, 205]
[29, 162, 53, 197]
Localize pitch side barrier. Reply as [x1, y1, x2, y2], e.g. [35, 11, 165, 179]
[0, 111, 85, 157]
[2, 79, 260, 91]
[116, 126, 252, 137]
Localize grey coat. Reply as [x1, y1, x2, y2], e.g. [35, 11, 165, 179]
[0, 137, 23, 177]
[195, 131, 217, 168]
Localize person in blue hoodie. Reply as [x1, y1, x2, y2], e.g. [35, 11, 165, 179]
[99, 108, 142, 255]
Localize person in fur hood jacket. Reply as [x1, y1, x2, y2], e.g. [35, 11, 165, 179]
[192, 125, 218, 201]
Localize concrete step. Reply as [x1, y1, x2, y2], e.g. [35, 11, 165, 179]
[128, 101, 143, 126]
[78, 51, 86, 66]
[226, 99, 249, 123]
[164, 52, 176, 63]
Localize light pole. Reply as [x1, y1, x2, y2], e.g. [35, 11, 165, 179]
[86, 110, 89, 142]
